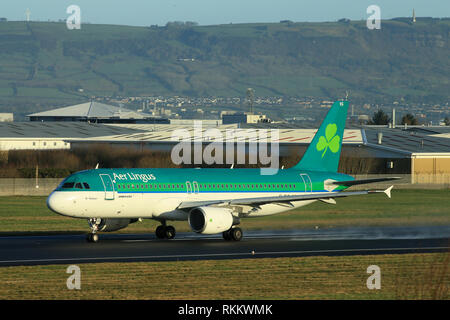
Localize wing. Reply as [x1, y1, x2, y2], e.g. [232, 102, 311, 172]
[177, 186, 394, 210]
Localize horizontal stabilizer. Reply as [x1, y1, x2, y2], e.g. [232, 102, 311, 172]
[331, 177, 402, 187]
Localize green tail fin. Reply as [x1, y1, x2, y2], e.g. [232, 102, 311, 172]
[292, 100, 349, 172]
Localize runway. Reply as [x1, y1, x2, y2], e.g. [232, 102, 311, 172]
[0, 226, 449, 266]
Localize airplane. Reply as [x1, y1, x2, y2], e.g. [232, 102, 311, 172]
[47, 100, 399, 243]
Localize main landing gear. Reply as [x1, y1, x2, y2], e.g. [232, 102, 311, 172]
[222, 227, 243, 241]
[155, 222, 176, 240]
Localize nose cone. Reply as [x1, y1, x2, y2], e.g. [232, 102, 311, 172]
[47, 191, 68, 216]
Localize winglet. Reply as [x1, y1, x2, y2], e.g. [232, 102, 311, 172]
[384, 185, 394, 199]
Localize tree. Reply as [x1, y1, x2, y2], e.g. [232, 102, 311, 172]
[368, 110, 390, 125]
[401, 113, 418, 125]
[444, 117, 450, 126]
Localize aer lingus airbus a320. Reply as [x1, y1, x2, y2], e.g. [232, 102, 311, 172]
[47, 100, 398, 242]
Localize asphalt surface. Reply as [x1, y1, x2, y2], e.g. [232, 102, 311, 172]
[0, 226, 449, 266]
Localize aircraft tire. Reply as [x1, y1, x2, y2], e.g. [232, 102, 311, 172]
[155, 225, 165, 239]
[165, 226, 176, 239]
[222, 230, 232, 241]
[230, 227, 243, 241]
[86, 233, 99, 243]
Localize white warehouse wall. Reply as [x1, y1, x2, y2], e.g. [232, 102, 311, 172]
[0, 139, 71, 151]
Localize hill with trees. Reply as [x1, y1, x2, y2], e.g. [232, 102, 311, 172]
[0, 18, 448, 117]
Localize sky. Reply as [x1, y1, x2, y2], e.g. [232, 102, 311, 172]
[1, 0, 449, 26]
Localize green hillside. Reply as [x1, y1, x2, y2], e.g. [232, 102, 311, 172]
[0, 18, 449, 116]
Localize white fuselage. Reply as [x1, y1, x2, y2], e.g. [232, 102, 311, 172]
[47, 189, 319, 221]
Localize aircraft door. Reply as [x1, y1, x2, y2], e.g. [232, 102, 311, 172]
[185, 181, 192, 194]
[300, 173, 312, 193]
[99, 174, 115, 200]
[192, 181, 199, 194]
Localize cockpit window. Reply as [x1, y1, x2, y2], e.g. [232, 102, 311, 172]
[83, 182, 90, 189]
[75, 183, 83, 189]
[62, 182, 75, 189]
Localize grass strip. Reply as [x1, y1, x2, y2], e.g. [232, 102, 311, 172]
[0, 253, 448, 299]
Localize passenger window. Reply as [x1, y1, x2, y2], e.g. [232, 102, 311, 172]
[83, 182, 90, 189]
[75, 183, 83, 189]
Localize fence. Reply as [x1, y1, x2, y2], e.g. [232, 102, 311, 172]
[0, 178, 63, 196]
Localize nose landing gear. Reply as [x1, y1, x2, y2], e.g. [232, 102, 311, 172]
[86, 218, 101, 243]
[87, 233, 99, 243]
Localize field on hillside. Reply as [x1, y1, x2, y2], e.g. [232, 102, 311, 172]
[0, 19, 449, 118]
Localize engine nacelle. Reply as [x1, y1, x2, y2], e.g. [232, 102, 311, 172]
[88, 218, 134, 232]
[188, 207, 234, 235]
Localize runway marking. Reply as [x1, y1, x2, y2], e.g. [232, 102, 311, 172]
[0, 246, 448, 266]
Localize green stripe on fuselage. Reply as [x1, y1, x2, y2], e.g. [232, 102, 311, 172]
[56, 168, 351, 193]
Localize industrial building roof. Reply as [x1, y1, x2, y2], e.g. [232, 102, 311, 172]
[27, 101, 154, 120]
[0, 122, 363, 144]
[0, 122, 449, 155]
[363, 127, 450, 154]
[0, 122, 144, 139]
[403, 126, 450, 135]
[83, 124, 364, 145]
